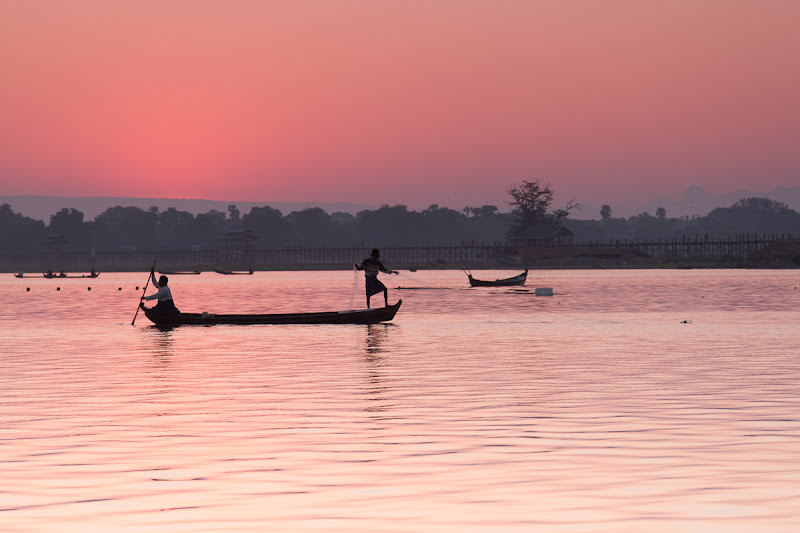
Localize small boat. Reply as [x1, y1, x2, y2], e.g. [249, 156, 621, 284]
[14, 272, 25, 278]
[160, 270, 202, 275]
[214, 268, 254, 275]
[467, 270, 528, 287]
[141, 300, 402, 326]
[43, 271, 100, 279]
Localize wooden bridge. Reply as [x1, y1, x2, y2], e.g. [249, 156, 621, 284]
[570, 234, 793, 260]
[0, 234, 793, 272]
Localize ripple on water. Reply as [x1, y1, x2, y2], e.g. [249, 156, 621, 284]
[1, 269, 799, 531]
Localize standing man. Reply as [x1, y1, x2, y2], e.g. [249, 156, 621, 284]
[140, 266, 180, 314]
[355, 249, 397, 308]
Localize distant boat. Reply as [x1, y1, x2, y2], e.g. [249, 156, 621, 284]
[14, 272, 25, 278]
[160, 270, 202, 275]
[467, 270, 527, 287]
[214, 268, 255, 275]
[43, 271, 100, 279]
[141, 300, 402, 326]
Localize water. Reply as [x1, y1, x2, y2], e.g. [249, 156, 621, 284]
[2, 269, 799, 532]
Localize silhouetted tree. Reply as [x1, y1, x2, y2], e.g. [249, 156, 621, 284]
[420, 205, 467, 241]
[730, 197, 789, 212]
[329, 212, 356, 243]
[355, 204, 418, 243]
[600, 204, 612, 220]
[194, 209, 227, 246]
[49, 208, 84, 231]
[242, 206, 287, 245]
[330, 212, 355, 225]
[158, 207, 195, 247]
[94, 206, 159, 250]
[507, 180, 577, 236]
[476, 205, 499, 217]
[465, 205, 500, 218]
[48, 208, 88, 249]
[704, 197, 799, 236]
[285, 207, 332, 244]
[465, 206, 511, 242]
[0, 203, 46, 252]
[565, 197, 800, 242]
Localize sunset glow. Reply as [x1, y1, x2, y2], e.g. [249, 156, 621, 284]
[1, 0, 798, 209]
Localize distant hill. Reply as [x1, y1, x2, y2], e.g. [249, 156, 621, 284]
[575, 185, 800, 220]
[0, 196, 377, 223]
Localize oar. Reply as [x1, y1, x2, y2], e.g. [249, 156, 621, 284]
[132, 260, 156, 325]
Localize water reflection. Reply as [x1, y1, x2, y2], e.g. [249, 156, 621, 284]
[365, 323, 390, 358]
[3, 270, 800, 532]
[149, 327, 175, 361]
[363, 324, 392, 412]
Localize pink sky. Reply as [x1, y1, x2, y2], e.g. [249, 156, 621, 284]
[1, 0, 798, 210]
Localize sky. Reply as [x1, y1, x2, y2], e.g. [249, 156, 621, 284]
[1, 0, 798, 211]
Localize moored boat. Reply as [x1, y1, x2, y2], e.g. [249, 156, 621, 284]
[214, 268, 254, 275]
[467, 270, 527, 287]
[160, 270, 202, 275]
[141, 300, 402, 326]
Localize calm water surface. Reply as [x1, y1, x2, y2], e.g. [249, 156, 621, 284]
[1, 269, 799, 532]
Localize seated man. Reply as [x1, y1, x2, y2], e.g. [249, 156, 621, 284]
[140, 268, 180, 314]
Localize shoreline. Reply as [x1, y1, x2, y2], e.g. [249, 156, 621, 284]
[4, 263, 797, 274]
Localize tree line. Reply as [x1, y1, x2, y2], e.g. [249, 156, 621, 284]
[567, 197, 800, 242]
[1, 190, 798, 254]
[0, 202, 512, 253]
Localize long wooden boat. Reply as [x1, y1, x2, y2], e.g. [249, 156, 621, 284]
[160, 270, 202, 275]
[141, 300, 402, 326]
[467, 270, 527, 287]
[43, 272, 100, 279]
[214, 268, 254, 275]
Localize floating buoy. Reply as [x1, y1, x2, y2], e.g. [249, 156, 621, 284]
[57, 287, 60, 291]
[87, 287, 91, 291]
[118, 287, 122, 291]
[681, 320, 692, 324]
[26, 287, 30, 291]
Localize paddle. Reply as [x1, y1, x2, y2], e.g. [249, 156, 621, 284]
[460, 261, 472, 278]
[132, 260, 156, 325]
